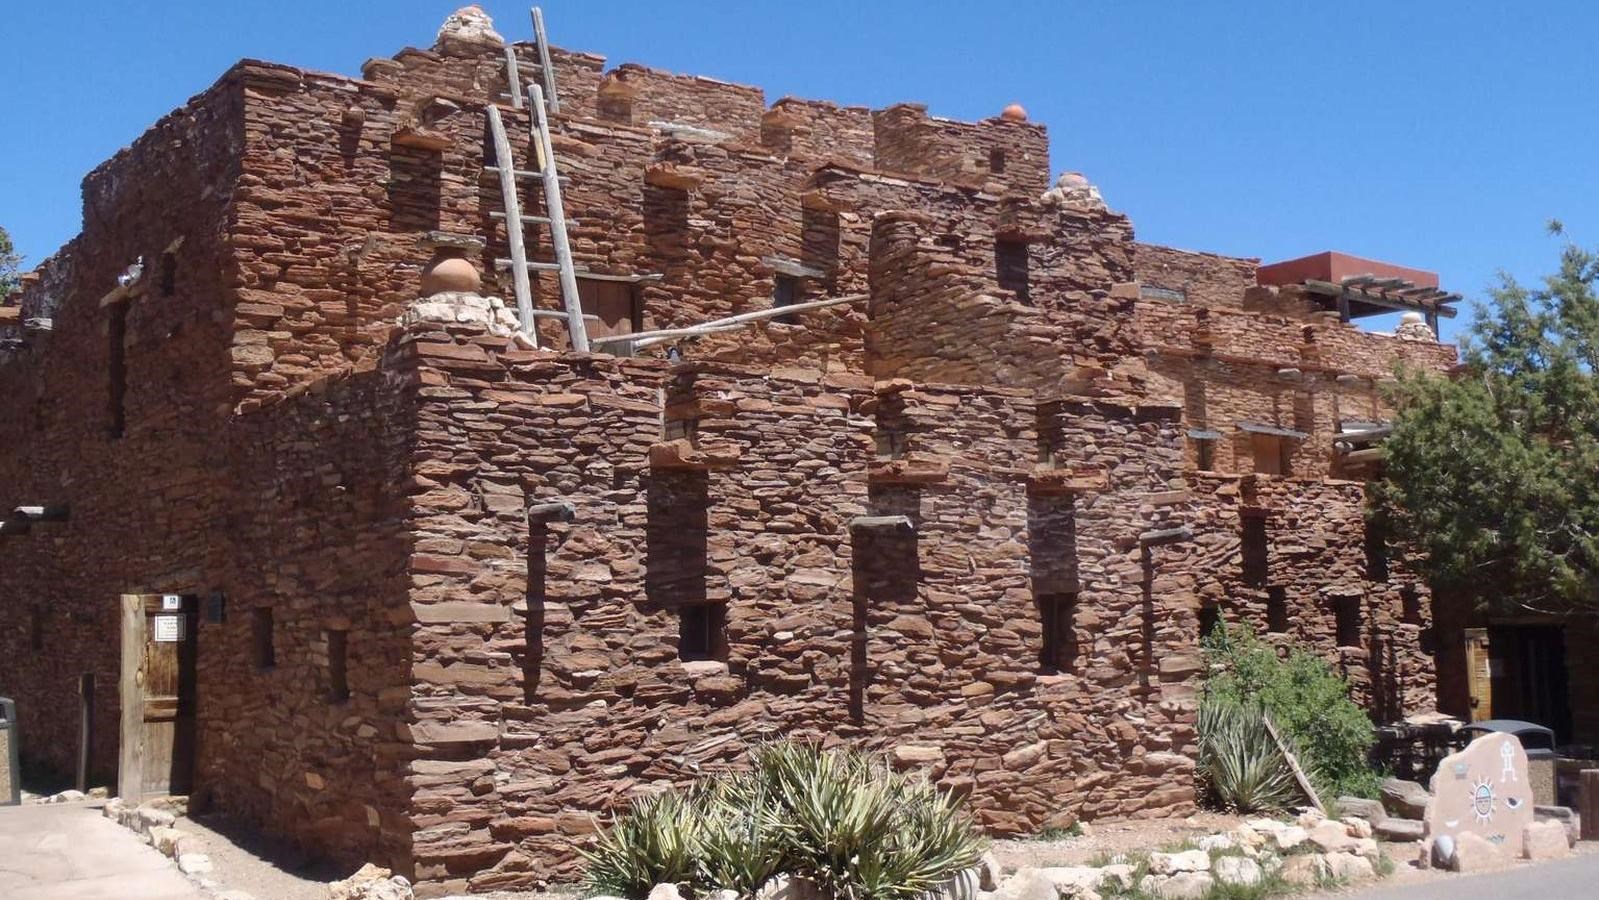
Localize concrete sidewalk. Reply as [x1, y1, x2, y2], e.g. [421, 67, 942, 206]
[0, 801, 204, 899]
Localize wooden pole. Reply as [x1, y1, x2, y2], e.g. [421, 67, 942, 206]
[502, 46, 524, 109]
[117, 595, 145, 801]
[76, 673, 94, 793]
[594, 293, 868, 350]
[1264, 711, 1326, 814]
[1581, 769, 1599, 841]
[531, 6, 560, 115]
[528, 83, 588, 352]
[486, 105, 538, 348]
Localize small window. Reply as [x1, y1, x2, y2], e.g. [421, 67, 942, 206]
[252, 608, 276, 670]
[1266, 586, 1289, 633]
[1039, 592, 1078, 673]
[1401, 586, 1424, 626]
[773, 275, 799, 325]
[159, 252, 177, 297]
[988, 147, 1006, 174]
[1334, 595, 1362, 648]
[1241, 516, 1268, 585]
[29, 607, 44, 651]
[1195, 438, 1216, 472]
[108, 301, 128, 440]
[1251, 433, 1290, 476]
[663, 416, 699, 444]
[327, 630, 349, 701]
[1198, 603, 1221, 640]
[1364, 522, 1389, 582]
[679, 603, 725, 662]
[996, 239, 1029, 302]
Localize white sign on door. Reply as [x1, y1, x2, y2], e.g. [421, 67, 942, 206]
[161, 595, 182, 611]
[153, 615, 185, 643]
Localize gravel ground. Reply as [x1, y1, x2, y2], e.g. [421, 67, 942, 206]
[173, 811, 342, 900]
[989, 812, 1245, 869]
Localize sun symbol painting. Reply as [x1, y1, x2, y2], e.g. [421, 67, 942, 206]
[1469, 777, 1496, 824]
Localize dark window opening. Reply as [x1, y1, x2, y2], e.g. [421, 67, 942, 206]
[327, 630, 349, 701]
[1266, 586, 1289, 633]
[1334, 595, 1363, 648]
[1401, 586, 1424, 625]
[1364, 521, 1389, 582]
[252, 608, 276, 670]
[988, 147, 1007, 174]
[678, 603, 725, 662]
[159, 252, 177, 297]
[1195, 438, 1216, 472]
[773, 274, 800, 324]
[1250, 433, 1291, 476]
[108, 301, 128, 439]
[996, 239, 1030, 303]
[1198, 603, 1221, 640]
[1038, 592, 1078, 673]
[663, 416, 699, 444]
[29, 607, 43, 651]
[1241, 516, 1269, 586]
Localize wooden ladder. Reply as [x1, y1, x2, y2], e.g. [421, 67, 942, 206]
[484, 82, 588, 351]
[497, 6, 561, 114]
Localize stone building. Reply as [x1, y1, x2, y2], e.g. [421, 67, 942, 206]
[0, 7, 1465, 895]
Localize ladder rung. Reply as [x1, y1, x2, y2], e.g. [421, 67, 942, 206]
[495, 258, 566, 272]
[489, 212, 581, 228]
[482, 166, 570, 181]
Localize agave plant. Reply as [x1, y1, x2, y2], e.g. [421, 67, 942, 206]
[581, 790, 703, 898]
[1197, 696, 1303, 813]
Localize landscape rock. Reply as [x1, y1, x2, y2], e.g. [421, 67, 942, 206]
[976, 852, 1003, 891]
[1278, 853, 1326, 886]
[1147, 849, 1210, 875]
[648, 885, 685, 900]
[1380, 777, 1431, 819]
[1196, 833, 1234, 852]
[1037, 866, 1104, 895]
[1139, 871, 1213, 900]
[1307, 819, 1358, 853]
[1336, 797, 1388, 824]
[1424, 734, 1535, 859]
[1375, 817, 1425, 842]
[991, 870, 1057, 900]
[1342, 816, 1373, 839]
[1522, 820, 1570, 860]
[1323, 852, 1375, 882]
[1212, 855, 1262, 887]
[1449, 831, 1506, 873]
[176, 853, 213, 876]
[329, 864, 414, 900]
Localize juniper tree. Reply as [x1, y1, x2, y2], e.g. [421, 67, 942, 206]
[0, 226, 19, 302]
[1374, 225, 1599, 614]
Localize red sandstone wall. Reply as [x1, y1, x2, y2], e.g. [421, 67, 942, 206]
[390, 321, 1199, 893]
[1185, 474, 1436, 719]
[871, 104, 1050, 195]
[1134, 243, 1258, 309]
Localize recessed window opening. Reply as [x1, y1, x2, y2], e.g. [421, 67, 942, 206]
[1198, 603, 1221, 640]
[663, 416, 699, 444]
[773, 274, 800, 324]
[1241, 516, 1269, 586]
[1266, 586, 1289, 633]
[1334, 595, 1363, 648]
[995, 238, 1030, 303]
[1365, 521, 1390, 582]
[1401, 586, 1424, 625]
[252, 608, 276, 670]
[29, 607, 44, 651]
[1039, 592, 1078, 673]
[1250, 433, 1291, 476]
[988, 147, 1007, 174]
[108, 302, 128, 440]
[1195, 438, 1216, 472]
[159, 252, 177, 297]
[327, 630, 349, 701]
[678, 603, 725, 662]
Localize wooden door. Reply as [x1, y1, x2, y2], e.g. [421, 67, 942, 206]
[1464, 627, 1493, 721]
[119, 594, 197, 800]
[577, 278, 638, 339]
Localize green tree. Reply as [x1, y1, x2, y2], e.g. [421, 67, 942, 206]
[0, 226, 20, 303]
[1374, 228, 1599, 614]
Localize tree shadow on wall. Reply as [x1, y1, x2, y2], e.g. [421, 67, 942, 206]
[1029, 492, 1081, 674]
[522, 519, 550, 703]
[645, 470, 710, 609]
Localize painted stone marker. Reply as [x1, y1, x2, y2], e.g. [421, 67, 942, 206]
[1424, 732, 1535, 858]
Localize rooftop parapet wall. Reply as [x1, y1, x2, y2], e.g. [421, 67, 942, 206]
[872, 103, 1050, 195]
[761, 97, 876, 167]
[1134, 243, 1259, 309]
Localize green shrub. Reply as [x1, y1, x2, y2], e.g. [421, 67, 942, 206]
[1201, 621, 1380, 801]
[582, 742, 986, 900]
[1197, 695, 1302, 813]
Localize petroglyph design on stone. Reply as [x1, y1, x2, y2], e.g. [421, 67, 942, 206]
[1469, 777, 1496, 824]
[1500, 739, 1518, 783]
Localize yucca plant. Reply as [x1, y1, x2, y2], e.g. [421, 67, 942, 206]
[581, 790, 703, 898]
[1197, 696, 1302, 813]
[581, 742, 986, 900]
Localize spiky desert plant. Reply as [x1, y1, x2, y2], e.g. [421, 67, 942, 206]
[1197, 696, 1302, 813]
[581, 790, 703, 898]
[692, 772, 789, 896]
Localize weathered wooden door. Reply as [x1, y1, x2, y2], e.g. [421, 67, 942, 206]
[1464, 627, 1493, 721]
[577, 278, 638, 339]
[119, 594, 197, 800]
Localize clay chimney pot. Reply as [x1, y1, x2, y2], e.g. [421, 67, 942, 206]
[1001, 103, 1028, 122]
[420, 257, 482, 296]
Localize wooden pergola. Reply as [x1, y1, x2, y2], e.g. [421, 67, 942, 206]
[1300, 274, 1460, 336]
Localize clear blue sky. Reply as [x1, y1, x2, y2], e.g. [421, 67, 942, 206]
[5, 1, 1597, 344]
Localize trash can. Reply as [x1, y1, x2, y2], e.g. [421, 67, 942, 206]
[0, 697, 18, 806]
[1461, 719, 1558, 806]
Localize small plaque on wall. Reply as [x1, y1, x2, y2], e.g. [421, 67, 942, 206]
[161, 594, 182, 611]
[153, 615, 185, 643]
